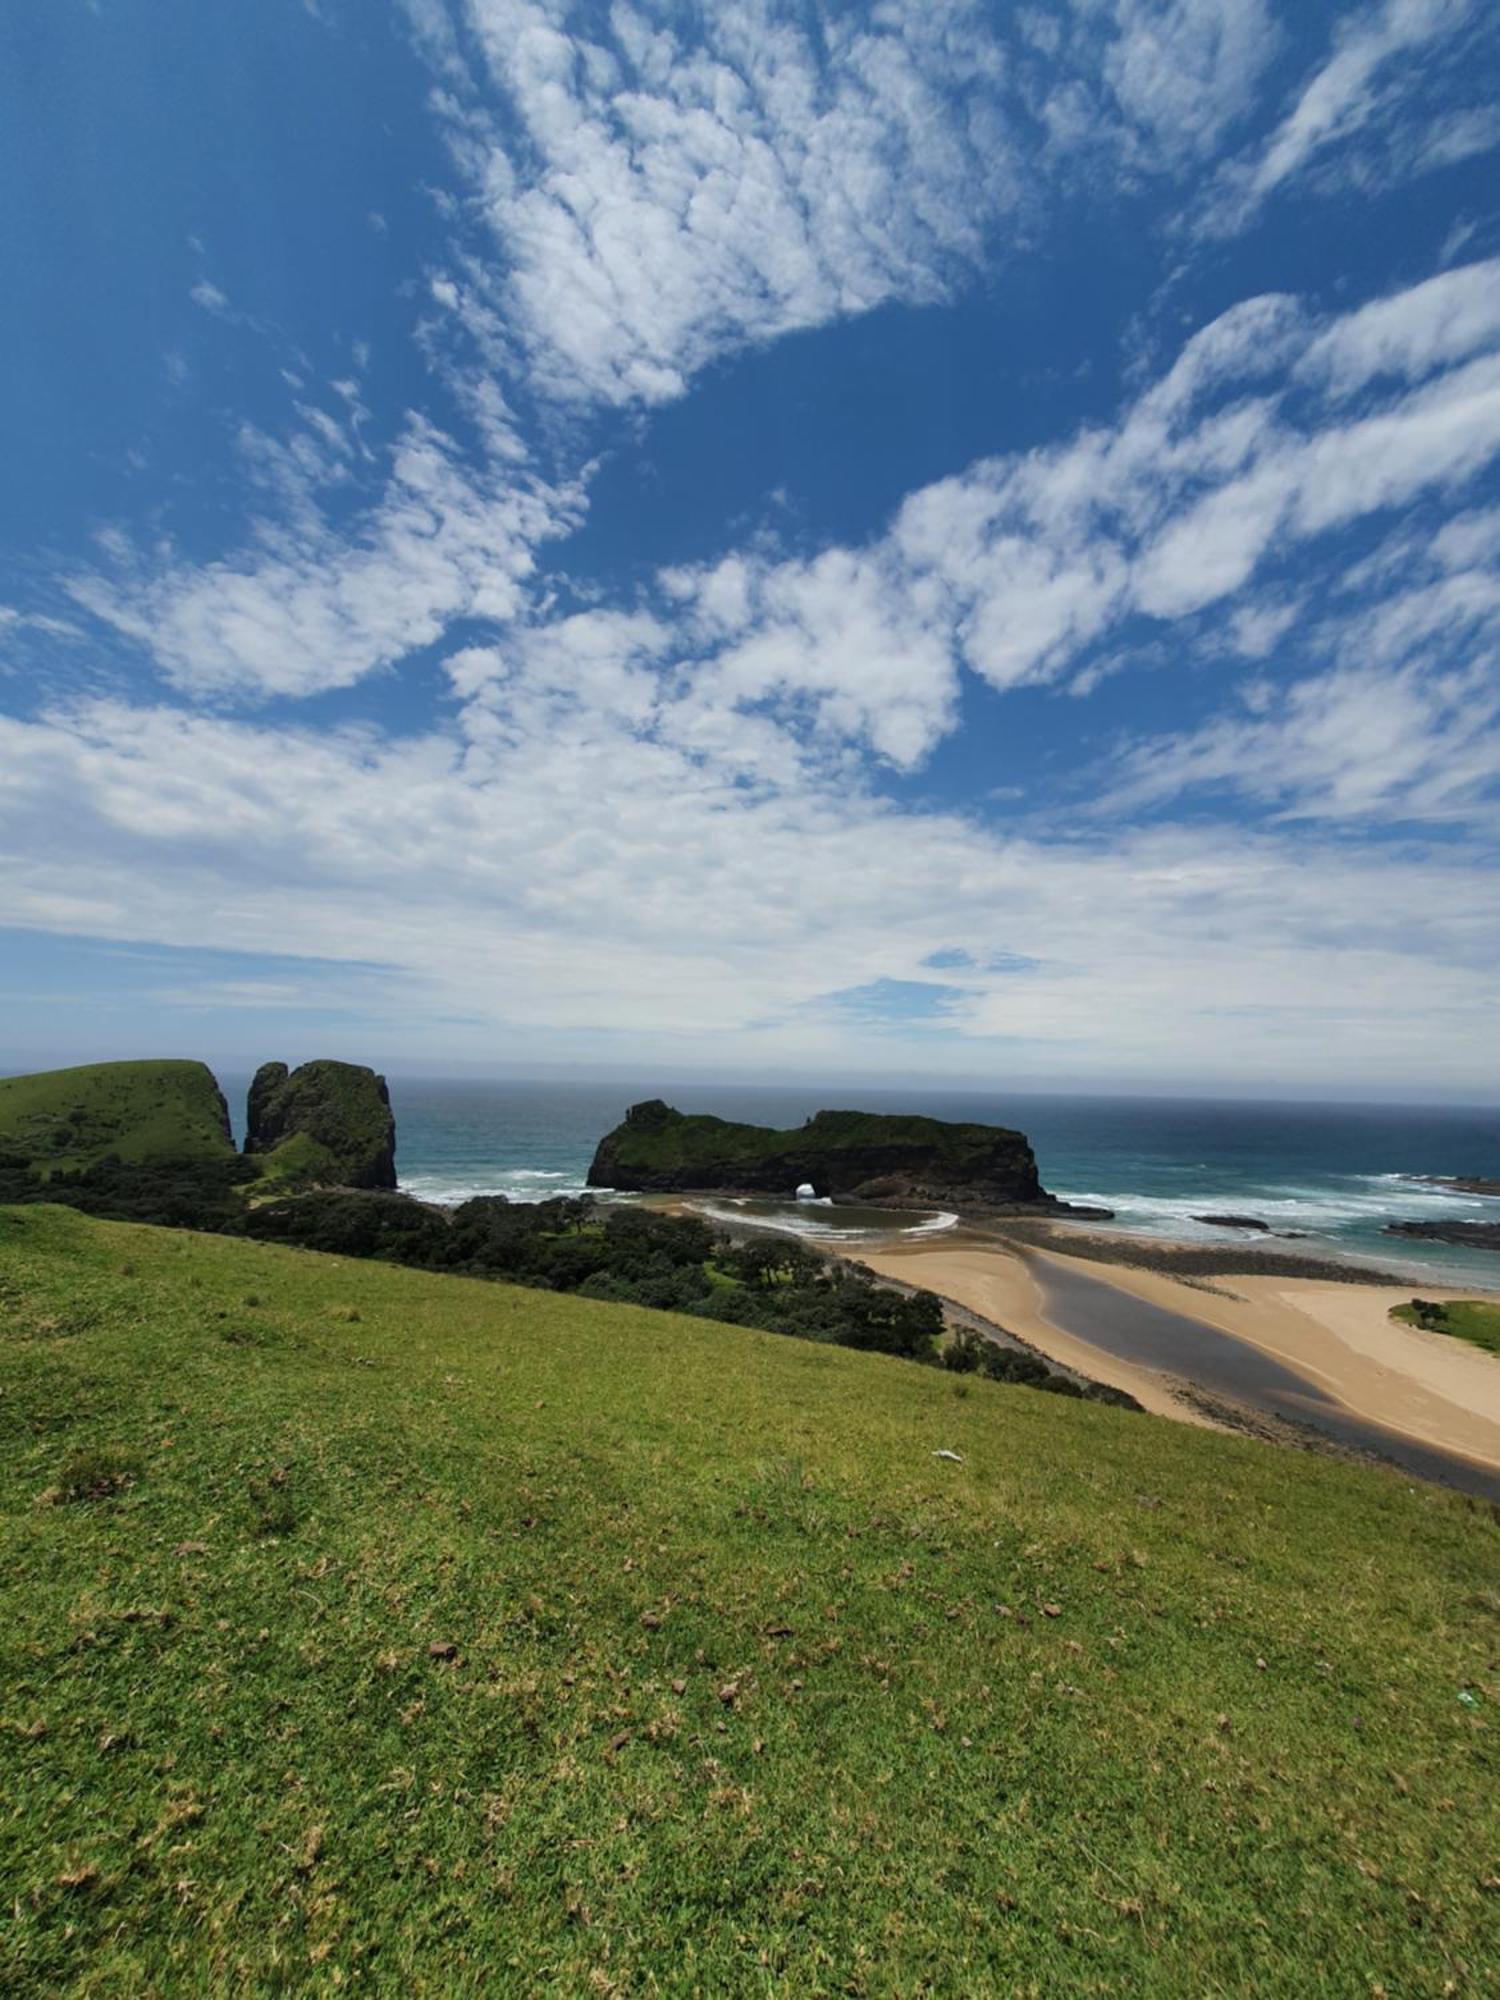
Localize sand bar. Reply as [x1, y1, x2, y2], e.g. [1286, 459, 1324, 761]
[844, 1230, 1500, 1476]
[1043, 1248, 1500, 1472]
[844, 1234, 1202, 1424]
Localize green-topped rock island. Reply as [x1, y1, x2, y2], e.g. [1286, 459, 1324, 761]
[586, 1097, 1104, 1213]
[244, 1058, 396, 1191]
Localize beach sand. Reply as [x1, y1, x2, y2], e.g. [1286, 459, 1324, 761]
[1055, 1251, 1500, 1471]
[843, 1231, 1500, 1475]
[843, 1235, 1203, 1424]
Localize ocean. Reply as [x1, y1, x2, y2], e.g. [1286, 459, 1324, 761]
[226, 1076, 1500, 1290]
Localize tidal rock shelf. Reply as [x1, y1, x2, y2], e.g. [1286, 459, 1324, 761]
[1384, 1219, 1500, 1253]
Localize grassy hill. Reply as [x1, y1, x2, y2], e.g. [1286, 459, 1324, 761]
[2, 1203, 1497, 1996]
[0, 1061, 234, 1174]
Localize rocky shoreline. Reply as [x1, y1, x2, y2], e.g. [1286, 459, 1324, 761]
[989, 1217, 1398, 1284]
[1384, 1218, 1500, 1253]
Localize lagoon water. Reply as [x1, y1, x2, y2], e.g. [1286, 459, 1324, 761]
[309, 1077, 1500, 1288]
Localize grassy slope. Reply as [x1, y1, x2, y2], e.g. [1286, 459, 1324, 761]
[0, 1061, 234, 1174]
[2, 1205, 1498, 1998]
[255, 1128, 347, 1193]
[1394, 1298, 1500, 1357]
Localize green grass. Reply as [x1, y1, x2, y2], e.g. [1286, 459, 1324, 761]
[0, 1061, 235, 1174]
[1393, 1297, 1500, 1356]
[2, 1202, 1498, 1996]
[252, 1128, 346, 1194]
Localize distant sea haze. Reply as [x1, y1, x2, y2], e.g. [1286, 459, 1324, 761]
[219, 1077, 1500, 1288]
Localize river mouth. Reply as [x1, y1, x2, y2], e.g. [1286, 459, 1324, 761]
[1033, 1257, 1500, 1501]
[686, 1195, 958, 1242]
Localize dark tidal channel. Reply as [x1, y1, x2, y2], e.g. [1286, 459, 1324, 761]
[1033, 1257, 1500, 1503]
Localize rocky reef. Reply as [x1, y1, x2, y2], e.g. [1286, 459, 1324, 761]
[1384, 1219, 1500, 1253]
[587, 1099, 1099, 1214]
[244, 1060, 396, 1190]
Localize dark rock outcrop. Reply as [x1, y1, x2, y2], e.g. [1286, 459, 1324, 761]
[244, 1060, 396, 1190]
[587, 1099, 1089, 1213]
[1384, 1220, 1500, 1252]
[1193, 1213, 1272, 1232]
[1416, 1176, 1500, 1199]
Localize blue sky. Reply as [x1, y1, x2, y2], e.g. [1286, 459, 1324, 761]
[2, 0, 1499, 1096]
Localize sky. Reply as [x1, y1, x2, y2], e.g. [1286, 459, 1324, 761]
[2, 0, 1499, 1098]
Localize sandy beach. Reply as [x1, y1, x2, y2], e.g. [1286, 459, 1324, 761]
[846, 1235, 1198, 1421]
[843, 1228, 1500, 1478]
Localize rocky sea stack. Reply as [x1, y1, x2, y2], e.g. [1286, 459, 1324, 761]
[587, 1099, 1093, 1213]
[244, 1059, 396, 1190]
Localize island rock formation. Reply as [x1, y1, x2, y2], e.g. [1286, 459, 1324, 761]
[244, 1060, 396, 1190]
[587, 1099, 1098, 1213]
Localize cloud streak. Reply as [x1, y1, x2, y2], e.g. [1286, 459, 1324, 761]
[3, 694, 1496, 1086]
[70, 419, 577, 700]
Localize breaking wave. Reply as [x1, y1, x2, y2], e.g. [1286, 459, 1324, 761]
[690, 1197, 959, 1242]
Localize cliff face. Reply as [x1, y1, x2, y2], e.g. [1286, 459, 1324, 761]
[587, 1100, 1059, 1210]
[244, 1060, 396, 1190]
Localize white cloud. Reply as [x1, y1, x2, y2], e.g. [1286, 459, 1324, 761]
[64, 260, 1500, 729]
[3, 694, 1497, 1088]
[1092, 0, 1280, 163]
[414, 0, 1021, 407]
[0, 606, 83, 642]
[1299, 256, 1500, 397]
[1100, 507, 1500, 825]
[1414, 102, 1500, 170]
[411, 261, 1500, 801]
[879, 263, 1500, 682]
[1198, 0, 1495, 236]
[667, 547, 961, 770]
[70, 419, 577, 699]
[189, 279, 230, 314]
[1106, 659, 1500, 822]
[407, 0, 1304, 413]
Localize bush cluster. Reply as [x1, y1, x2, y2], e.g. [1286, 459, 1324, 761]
[238, 1192, 947, 1361]
[2, 1162, 1132, 1395]
[0, 1154, 254, 1228]
[942, 1328, 1141, 1409]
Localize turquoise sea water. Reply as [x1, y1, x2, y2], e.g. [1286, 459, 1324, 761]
[338, 1078, 1500, 1289]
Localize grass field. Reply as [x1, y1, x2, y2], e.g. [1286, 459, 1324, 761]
[1394, 1297, 1500, 1357]
[0, 1061, 234, 1173]
[3, 1203, 1498, 1995]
